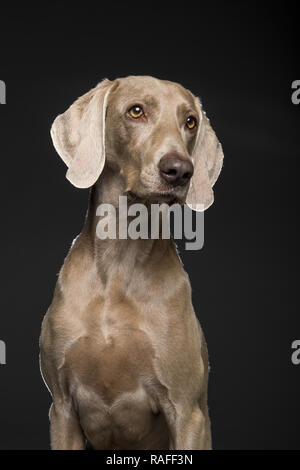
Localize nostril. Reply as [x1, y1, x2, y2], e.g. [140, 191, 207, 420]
[183, 172, 192, 180]
[164, 169, 177, 176]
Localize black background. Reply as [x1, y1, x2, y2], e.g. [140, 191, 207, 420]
[0, 1, 299, 450]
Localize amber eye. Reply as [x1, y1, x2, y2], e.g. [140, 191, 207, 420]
[128, 105, 144, 119]
[186, 116, 197, 130]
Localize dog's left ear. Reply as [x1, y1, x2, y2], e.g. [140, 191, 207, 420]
[186, 98, 224, 211]
[50, 79, 113, 188]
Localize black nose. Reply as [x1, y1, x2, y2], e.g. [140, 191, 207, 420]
[159, 155, 194, 187]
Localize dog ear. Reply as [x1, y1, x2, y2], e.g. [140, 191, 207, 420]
[50, 79, 113, 188]
[186, 99, 224, 211]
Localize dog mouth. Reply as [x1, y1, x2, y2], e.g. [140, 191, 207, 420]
[126, 190, 182, 205]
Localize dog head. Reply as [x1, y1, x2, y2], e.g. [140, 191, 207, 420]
[51, 76, 223, 210]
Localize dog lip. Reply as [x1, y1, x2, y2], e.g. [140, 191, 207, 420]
[126, 191, 138, 200]
[126, 189, 175, 199]
[125, 190, 182, 206]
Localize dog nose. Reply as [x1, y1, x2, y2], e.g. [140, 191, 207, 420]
[159, 155, 194, 187]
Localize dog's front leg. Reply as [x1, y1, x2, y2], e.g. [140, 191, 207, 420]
[167, 406, 211, 450]
[49, 402, 86, 450]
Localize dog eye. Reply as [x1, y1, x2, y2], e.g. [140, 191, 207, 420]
[128, 105, 144, 119]
[186, 116, 197, 130]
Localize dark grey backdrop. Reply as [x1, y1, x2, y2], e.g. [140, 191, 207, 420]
[0, 2, 299, 450]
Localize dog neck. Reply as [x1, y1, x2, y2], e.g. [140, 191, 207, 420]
[83, 166, 173, 286]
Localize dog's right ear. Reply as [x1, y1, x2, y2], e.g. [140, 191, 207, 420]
[50, 79, 113, 188]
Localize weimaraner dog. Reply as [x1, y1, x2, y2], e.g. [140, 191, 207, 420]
[40, 76, 223, 450]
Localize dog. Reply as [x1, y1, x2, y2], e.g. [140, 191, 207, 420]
[40, 75, 223, 450]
